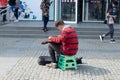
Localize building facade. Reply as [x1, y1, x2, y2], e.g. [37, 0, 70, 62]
[13, 0, 119, 23]
[55, 0, 119, 23]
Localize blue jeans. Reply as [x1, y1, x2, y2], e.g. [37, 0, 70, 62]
[11, 6, 19, 19]
[43, 16, 49, 29]
[11, 6, 16, 12]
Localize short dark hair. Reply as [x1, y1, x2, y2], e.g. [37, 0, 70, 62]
[55, 20, 65, 27]
[112, 1, 118, 6]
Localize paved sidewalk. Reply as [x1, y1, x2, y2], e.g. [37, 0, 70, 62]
[0, 38, 120, 80]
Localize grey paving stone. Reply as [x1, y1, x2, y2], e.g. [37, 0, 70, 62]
[0, 38, 120, 80]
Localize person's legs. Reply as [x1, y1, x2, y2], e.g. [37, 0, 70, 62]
[14, 7, 19, 22]
[105, 24, 115, 42]
[47, 43, 83, 67]
[48, 43, 61, 63]
[3, 8, 7, 22]
[46, 43, 61, 68]
[109, 24, 115, 42]
[109, 24, 114, 39]
[99, 24, 114, 41]
[3, 14, 6, 22]
[10, 6, 16, 20]
[43, 17, 49, 31]
[105, 24, 113, 37]
[45, 20, 48, 28]
[0, 7, 7, 22]
[43, 19, 47, 29]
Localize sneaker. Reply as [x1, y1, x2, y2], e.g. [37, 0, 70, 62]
[1, 21, 8, 25]
[46, 29, 48, 31]
[45, 63, 57, 68]
[44, 28, 48, 32]
[42, 27, 45, 30]
[99, 35, 104, 41]
[110, 39, 115, 43]
[14, 20, 19, 23]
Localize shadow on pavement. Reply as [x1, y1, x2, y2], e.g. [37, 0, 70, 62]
[73, 64, 111, 76]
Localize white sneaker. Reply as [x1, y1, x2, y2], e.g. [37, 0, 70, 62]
[45, 63, 57, 68]
[99, 35, 104, 41]
[14, 20, 19, 23]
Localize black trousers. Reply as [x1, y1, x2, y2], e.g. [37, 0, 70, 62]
[105, 24, 114, 39]
[0, 7, 7, 22]
[48, 43, 62, 63]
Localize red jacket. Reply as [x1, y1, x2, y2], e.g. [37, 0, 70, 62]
[49, 25, 78, 56]
[0, 0, 7, 8]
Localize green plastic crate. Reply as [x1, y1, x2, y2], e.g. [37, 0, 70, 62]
[58, 55, 78, 71]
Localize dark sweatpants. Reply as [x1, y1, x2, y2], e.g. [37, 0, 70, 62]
[48, 43, 62, 63]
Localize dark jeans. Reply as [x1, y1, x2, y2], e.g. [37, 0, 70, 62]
[0, 7, 7, 22]
[11, 6, 18, 19]
[43, 16, 49, 29]
[48, 43, 62, 63]
[105, 24, 114, 39]
[14, 7, 19, 19]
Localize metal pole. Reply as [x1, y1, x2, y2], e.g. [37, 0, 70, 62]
[85, 1, 89, 20]
[54, 0, 57, 21]
[118, 1, 120, 23]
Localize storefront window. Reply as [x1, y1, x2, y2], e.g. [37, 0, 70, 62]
[84, 0, 107, 21]
[18, 0, 54, 20]
[61, 0, 76, 21]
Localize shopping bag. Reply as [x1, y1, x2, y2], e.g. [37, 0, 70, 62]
[108, 16, 114, 24]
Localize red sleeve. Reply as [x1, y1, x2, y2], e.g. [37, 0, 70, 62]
[49, 35, 64, 43]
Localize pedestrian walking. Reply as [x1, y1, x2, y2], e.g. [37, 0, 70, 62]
[41, 20, 79, 68]
[9, 0, 20, 22]
[40, 0, 53, 32]
[0, 0, 8, 23]
[99, 1, 118, 43]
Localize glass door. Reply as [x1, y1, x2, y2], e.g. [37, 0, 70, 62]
[83, 0, 108, 22]
[60, 0, 78, 23]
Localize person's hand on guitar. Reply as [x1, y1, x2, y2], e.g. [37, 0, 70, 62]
[41, 36, 53, 45]
[41, 40, 52, 45]
[41, 36, 54, 45]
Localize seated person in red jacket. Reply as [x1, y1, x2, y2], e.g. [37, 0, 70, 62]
[41, 20, 79, 68]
